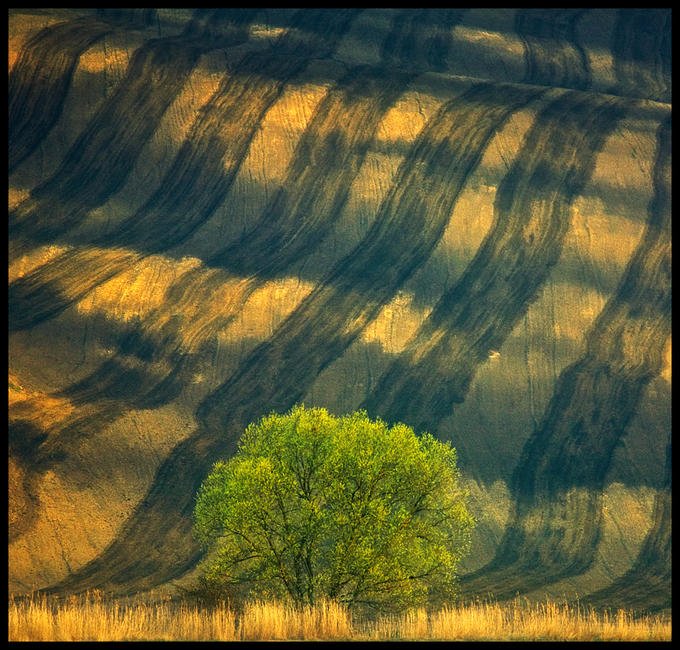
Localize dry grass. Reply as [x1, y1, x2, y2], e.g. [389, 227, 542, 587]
[8, 591, 671, 641]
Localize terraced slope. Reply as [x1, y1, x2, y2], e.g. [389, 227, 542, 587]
[8, 9, 671, 613]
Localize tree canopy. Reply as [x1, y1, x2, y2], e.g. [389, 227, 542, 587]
[193, 405, 474, 611]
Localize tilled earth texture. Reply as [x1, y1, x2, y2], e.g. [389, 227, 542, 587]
[8, 8, 671, 614]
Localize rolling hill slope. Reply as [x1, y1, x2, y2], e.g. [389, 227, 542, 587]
[8, 8, 671, 613]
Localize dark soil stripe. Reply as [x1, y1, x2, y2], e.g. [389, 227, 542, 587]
[515, 9, 591, 90]
[362, 90, 626, 435]
[94, 8, 157, 28]
[461, 115, 671, 600]
[40, 65, 413, 443]
[106, 9, 362, 254]
[582, 437, 671, 613]
[8, 10, 360, 332]
[50, 82, 542, 593]
[609, 9, 671, 103]
[8, 248, 143, 332]
[8, 417, 54, 542]
[12, 11, 371, 504]
[380, 9, 466, 72]
[8, 10, 257, 259]
[9, 16, 114, 173]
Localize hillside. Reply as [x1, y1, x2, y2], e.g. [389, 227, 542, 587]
[8, 8, 671, 613]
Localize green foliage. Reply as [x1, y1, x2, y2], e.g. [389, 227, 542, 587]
[193, 405, 474, 612]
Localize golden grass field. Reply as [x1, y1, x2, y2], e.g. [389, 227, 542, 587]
[8, 591, 671, 641]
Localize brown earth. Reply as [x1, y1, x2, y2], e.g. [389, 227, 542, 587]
[8, 8, 671, 614]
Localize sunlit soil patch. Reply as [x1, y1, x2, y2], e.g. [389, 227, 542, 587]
[660, 335, 671, 383]
[361, 291, 431, 355]
[9, 374, 75, 423]
[8, 11, 76, 71]
[8, 592, 671, 641]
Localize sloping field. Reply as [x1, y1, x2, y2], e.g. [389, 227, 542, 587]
[8, 8, 671, 614]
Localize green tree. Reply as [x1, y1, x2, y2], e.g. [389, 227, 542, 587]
[193, 405, 474, 612]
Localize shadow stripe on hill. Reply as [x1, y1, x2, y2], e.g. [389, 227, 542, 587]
[515, 8, 591, 90]
[8, 9, 361, 332]
[48, 81, 542, 594]
[13, 9, 471, 468]
[460, 114, 671, 601]
[609, 9, 671, 104]
[380, 9, 467, 73]
[9, 14, 116, 173]
[361, 89, 627, 436]
[581, 432, 671, 613]
[8, 9, 258, 260]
